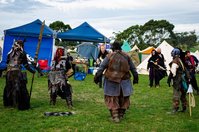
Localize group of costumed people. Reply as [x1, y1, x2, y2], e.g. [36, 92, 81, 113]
[3, 40, 73, 110]
[167, 48, 199, 113]
[147, 47, 198, 114]
[2, 39, 199, 123]
[94, 41, 198, 122]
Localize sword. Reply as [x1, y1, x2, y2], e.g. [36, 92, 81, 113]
[150, 60, 166, 71]
[29, 20, 45, 99]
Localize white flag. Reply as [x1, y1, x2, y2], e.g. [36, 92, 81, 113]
[187, 84, 193, 93]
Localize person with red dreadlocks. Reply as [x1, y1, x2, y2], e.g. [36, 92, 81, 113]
[3, 40, 35, 110]
[48, 47, 73, 108]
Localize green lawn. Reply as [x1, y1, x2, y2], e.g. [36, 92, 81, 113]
[0, 73, 199, 132]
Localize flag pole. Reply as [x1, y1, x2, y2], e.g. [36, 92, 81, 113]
[189, 93, 192, 116]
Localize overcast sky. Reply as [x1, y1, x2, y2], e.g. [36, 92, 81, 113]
[0, 0, 199, 38]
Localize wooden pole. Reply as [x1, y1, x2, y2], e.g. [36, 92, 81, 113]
[29, 20, 45, 99]
[189, 93, 192, 116]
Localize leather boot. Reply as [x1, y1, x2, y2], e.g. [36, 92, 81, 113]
[111, 110, 120, 123]
[119, 109, 126, 119]
[66, 95, 73, 109]
[180, 106, 186, 112]
[172, 107, 179, 114]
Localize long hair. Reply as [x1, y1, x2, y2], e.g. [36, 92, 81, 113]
[54, 47, 64, 64]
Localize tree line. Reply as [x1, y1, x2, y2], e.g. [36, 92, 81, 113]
[49, 20, 199, 51]
[114, 19, 198, 50]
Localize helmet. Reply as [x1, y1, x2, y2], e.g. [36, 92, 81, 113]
[171, 48, 180, 57]
[13, 40, 24, 51]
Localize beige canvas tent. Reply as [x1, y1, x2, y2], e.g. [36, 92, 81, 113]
[191, 50, 199, 72]
[131, 45, 140, 52]
[127, 50, 140, 67]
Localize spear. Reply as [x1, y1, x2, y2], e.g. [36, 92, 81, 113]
[187, 84, 195, 116]
[29, 20, 45, 99]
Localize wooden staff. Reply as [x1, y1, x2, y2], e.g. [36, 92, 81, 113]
[29, 20, 45, 99]
[189, 93, 192, 116]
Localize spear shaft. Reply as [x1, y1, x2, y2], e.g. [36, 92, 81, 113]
[29, 20, 45, 99]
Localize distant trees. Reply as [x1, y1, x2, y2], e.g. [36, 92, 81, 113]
[114, 19, 198, 50]
[141, 20, 175, 45]
[49, 20, 198, 49]
[49, 21, 77, 46]
[174, 31, 197, 48]
[49, 21, 71, 32]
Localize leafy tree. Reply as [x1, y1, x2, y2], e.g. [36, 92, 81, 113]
[115, 19, 176, 49]
[49, 21, 77, 46]
[49, 21, 71, 32]
[175, 31, 197, 50]
[115, 25, 147, 49]
[141, 20, 175, 45]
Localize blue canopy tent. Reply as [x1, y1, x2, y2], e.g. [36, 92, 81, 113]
[57, 22, 110, 43]
[0, 19, 56, 70]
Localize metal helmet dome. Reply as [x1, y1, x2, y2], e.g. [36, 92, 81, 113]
[171, 48, 180, 57]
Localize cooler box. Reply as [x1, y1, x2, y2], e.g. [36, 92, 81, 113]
[74, 72, 86, 81]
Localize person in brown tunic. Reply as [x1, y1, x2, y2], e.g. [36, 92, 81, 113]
[94, 41, 138, 122]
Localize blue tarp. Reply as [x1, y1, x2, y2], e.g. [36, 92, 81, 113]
[5, 19, 54, 38]
[0, 19, 55, 70]
[77, 42, 99, 60]
[57, 22, 110, 43]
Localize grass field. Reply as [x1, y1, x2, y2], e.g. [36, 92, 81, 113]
[0, 73, 199, 132]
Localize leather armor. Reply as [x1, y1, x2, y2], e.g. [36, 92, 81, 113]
[104, 51, 130, 83]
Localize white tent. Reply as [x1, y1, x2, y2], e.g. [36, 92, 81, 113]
[192, 50, 199, 60]
[131, 45, 140, 51]
[192, 50, 199, 72]
[0, 39, 3, 48]
[137, 40, 174, 75]
[0, 39, 3, 62]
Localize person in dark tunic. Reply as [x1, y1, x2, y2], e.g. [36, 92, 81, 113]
[97, 44, 109, 65]
[156, 48, 167, 86]
[147, 49, 160, 87]
[3, 40, 35, 110]
[94, 41, 138, 123]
